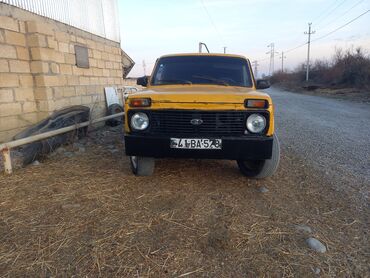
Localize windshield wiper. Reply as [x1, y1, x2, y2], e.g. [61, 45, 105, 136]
[157, 79, 192, 85]
[192, 75, 230, 86]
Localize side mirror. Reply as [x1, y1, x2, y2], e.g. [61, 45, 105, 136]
[137, 76, 148, 87]
[256, 79, 270, 90]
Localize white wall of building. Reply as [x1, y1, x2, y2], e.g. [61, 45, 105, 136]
[0, 0, 120, 42]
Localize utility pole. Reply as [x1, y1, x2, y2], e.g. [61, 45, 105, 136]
[223, 47, 227, 54]
[252, 60, 259, 79]
[266, 43, 278, 76]
[142, 60, 146, 76]
[280, 51, 286, 72]
[304, 23, 315, 81]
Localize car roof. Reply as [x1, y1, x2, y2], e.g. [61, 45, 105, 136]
[159, 53, 249, 60]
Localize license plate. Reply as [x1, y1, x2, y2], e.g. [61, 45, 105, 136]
[170, 138, 222, 149]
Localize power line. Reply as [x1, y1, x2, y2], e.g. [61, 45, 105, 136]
[277, 9, 369, 56]
[317, 0, 365, 30]
[311, 0, 340, 22]
[312, 9, 370, 42]
[254, 52, 273, 75]
[262, 0, 357, 59]
[199, 0, 225, 46]
[254, 8, 369, 73]
[255, 56, 270, 62]
[285, 42, 308, 54]
[315, 0, 349, 26]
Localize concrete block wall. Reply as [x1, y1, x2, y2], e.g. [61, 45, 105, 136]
[0, 4, 128, 143]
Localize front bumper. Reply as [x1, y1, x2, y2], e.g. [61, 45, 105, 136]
[124, 135, 273, 160]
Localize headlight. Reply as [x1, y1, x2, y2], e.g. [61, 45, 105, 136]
[246, 114, 266, 133]
[130, 112, 149, 130]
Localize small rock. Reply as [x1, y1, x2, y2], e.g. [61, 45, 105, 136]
[107, 144, 116, 149]
[258, 186, 269, 193]
[313, 267, 321, 275]
[64, 152, 74, 158]
[306, 237, 327, 253]
[31, 160, 40, 166]
[109, 149, 119, 154]
[77, 146, 86, 153]
[73, 142, 84, 149]
[295, 224, 313, 233]
[56, 147, 66, 154]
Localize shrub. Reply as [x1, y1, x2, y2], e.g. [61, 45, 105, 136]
[271, 47, 370, 89]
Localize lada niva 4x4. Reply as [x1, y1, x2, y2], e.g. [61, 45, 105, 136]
[124, 53, 280, 178]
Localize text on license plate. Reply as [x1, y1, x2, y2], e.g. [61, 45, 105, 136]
[170, 138, 222, 149]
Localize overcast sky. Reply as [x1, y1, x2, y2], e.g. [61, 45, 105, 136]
[118, 0, 370, 77]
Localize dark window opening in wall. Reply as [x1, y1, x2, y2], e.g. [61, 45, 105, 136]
[75, 45, 89, 68]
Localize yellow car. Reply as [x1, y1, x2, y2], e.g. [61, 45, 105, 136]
[124, 53, 280, 178]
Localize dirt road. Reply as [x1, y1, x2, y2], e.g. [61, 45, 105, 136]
[268, 87, 370, 206]
[0, 90, 369, 277]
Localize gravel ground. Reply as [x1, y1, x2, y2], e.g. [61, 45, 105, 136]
[268, 87, 370, 206]
[0, 90, 369, 276]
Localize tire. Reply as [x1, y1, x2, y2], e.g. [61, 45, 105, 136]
[106, 104, 124, 127]
[129, 156, 155, 176]
[13, 105, 90, 166]
[237, 134, 280, 179]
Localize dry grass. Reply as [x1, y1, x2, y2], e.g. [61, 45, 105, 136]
[0, 127, 369, 277]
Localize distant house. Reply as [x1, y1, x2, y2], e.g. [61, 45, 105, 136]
[0, 0, 134, 142]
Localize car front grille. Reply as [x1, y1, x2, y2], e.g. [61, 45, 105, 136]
[149, 110, 247, 136]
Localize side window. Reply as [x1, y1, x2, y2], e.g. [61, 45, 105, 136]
[156, 64, 165, 82]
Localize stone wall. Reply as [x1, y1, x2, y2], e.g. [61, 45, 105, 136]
[0, 3, 131, 143]
[123, 78, 138, 87]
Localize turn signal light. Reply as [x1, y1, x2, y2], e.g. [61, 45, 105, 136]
[245, 99, 268, 108]
[129, 98, 151, 107]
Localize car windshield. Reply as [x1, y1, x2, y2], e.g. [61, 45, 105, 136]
[151, 56, 253, 87]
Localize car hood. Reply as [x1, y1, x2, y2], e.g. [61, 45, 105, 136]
[129, 85, 270, 105]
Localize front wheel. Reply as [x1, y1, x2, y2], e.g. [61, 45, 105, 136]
[237, 134, 280, 179]
[129, 156, 155, 176]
